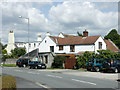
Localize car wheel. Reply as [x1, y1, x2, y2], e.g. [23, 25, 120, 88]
[35, 66, 37, 69]
[87, 68, 91, 71]
[95, 67, 100, 72]
[29, 66, 31, 69]
[114, 68, 118, 73]
[23, 64, 26, 67]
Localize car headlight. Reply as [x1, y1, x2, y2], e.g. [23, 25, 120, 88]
[38, 65, 42, 67]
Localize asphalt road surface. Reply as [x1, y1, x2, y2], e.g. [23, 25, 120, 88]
[2, 67, 119, 90]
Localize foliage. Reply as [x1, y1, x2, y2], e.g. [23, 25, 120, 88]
[96, 49, 118, 59]
[77, 51, 94, 68]
[2, 49, 7, 55]
[77, 50, 119, 68]
[77, 31, 82, 36]
[104, 29, 120, 49]
[2, 64, 17, 67]
[0, 42, 3, 54]
[52, 55, 66, 68]
[10, 48, 26, 58]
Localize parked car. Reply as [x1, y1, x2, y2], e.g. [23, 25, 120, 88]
[28, 61, 46, 69]
[87, 58, 103, 72]
[102, 59, 120, 73]
[16, 58, 29, 67]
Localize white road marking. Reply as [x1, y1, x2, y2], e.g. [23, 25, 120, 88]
[47, 74, 55, 77]
[27, 72, 35, 74]
[35, 82, 49, 88]
[72, 79, 96, 85]
[47, 74, 63, 79]
[27, 72, 40, 75]
[55, 76, 63, 78]
[14, 70, 23, 72]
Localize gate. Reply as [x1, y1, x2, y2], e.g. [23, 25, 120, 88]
[64, 57, 76, 69]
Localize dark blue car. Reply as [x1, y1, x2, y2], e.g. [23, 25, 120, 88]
[28, 61, 46, 69]
[102, 59, 120, 73]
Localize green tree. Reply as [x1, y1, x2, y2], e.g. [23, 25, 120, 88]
[2, 49, 7, 55]
[77, 31, 82, 36]
[10, 48, 26, 58]
[52, 55, 66, 68]
[97, 49, 118, 59]
[104, 29, 120, 49]
[77, 51, 94, 68]
[0, 42, 3, 54]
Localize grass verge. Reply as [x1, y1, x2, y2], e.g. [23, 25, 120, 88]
[46, 67, 64, 69]
[2, 64, 17, 67]
[1, 75, 16, 89]
[73, 68, 87, 71]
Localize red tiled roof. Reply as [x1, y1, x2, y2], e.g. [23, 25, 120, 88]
[104, 39, 119, 52]
[63, 34, 77, 38]
[50, 35, 100, 45]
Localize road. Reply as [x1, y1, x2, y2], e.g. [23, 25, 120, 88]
[2, 67, 119, 89]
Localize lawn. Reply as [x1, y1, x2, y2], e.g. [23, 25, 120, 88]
[2, 64, 17, 67]
[1, 75, 16, 90]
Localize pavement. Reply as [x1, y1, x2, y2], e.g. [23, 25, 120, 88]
[1, 67, 119, 89]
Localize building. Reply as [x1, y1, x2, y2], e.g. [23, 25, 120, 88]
[6, 30, 119, 67]
[6, 31, 16, 54]
[38, 30, 119, 67]
[6, 30, 42, 55]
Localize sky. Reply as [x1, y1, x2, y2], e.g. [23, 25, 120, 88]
[0, 0, 119, 44]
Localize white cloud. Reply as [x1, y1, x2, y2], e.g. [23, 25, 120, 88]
[49, 1, 118, 35]
[1, 1, 118, 44]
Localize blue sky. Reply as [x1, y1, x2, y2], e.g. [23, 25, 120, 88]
[1, 1, 119, 44]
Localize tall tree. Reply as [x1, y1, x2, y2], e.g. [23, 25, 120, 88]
[104, 29, 120, 49]
[11, 48, 26, 58]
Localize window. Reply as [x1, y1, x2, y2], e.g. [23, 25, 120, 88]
[70, 45, 75, 52]
[50, 46, 54, 52]
[29, 43, 31, 47]
[59, 45, 63, 50]
[98, 42, 102, 49]
[45, 40, 47, 43]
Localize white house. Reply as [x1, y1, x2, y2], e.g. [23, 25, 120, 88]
[39, 30, 107, 54]
[15, 34, 42, 53]
[38, 30, 119, 67]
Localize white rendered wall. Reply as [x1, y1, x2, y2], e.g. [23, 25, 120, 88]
[94, 36, 106, 53]
[25, 42, 40, 53]
[39, 36, 56, 52]
[6, 32, 16, 54]
[55, 45, 94, 54]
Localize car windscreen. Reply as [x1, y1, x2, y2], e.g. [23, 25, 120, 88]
[29, 61, 41, 64]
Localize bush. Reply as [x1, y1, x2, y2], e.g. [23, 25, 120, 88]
[52, 55, 66, 68]
[77, 50, 119, 68]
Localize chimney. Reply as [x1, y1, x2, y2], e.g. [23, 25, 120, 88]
[83, 30, 88, 37]
[46, 32, 51, 36]
[8, 30, 15, 44]
[37, 35, 42, 42]
[58, 32, 64, 38]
